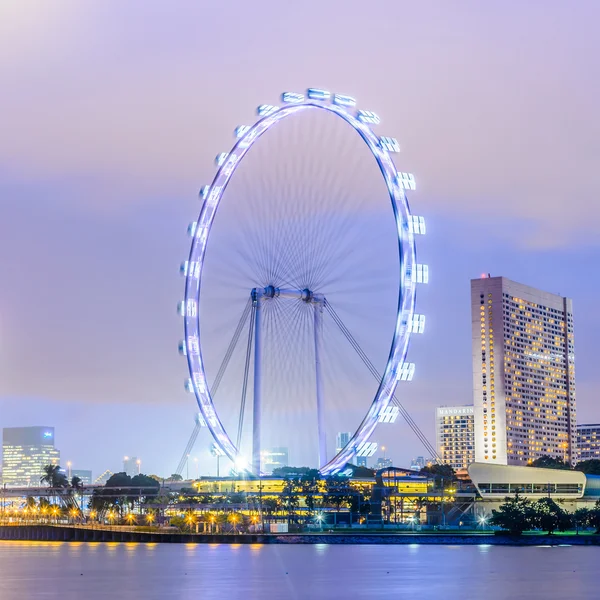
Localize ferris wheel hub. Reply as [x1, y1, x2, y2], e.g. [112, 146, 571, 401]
[251, 286, 325, 304]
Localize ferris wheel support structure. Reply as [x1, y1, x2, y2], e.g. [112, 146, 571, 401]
[250, 286, 326, 475]
[180, 88, 430, 476]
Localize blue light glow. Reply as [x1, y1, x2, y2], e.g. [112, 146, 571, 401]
[410, 264, 429, 284]
[357, 110, 380, 125]
[378, 406, 399, 423]
[234, 125, 251, 138]
[333, 93, 356, 107]
[257, 104, 278, 116]
[281, 92, 304, 103]
[380, 136, 401, 153]
[397, 172, 416, 191]
[399, 362, 416, 381]
[199, 185, 210, 200]
[408, 314, 426, 334]
[356, 441, 378, 457]
[408, 215, 426, 235]
[187, 222, 197, 237]
[307, 88, 331, 100]
[215, 152, 228, 166]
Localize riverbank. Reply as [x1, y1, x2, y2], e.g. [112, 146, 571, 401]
[1, 525, 599, 545]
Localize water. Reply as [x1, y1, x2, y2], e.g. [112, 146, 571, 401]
[0, 541, 597, 599]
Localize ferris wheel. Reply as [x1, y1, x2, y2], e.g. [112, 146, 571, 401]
[179, 88, 429, 476]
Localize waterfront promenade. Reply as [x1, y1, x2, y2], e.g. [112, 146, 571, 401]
[1, 525, 599, 546]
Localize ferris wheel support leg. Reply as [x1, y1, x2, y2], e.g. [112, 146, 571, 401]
[314, 301, 327, 468]
[252, 295, 262, 476]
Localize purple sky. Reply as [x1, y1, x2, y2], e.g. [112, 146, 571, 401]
[1, 1, 599, 478]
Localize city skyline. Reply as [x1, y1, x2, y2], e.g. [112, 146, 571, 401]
[1, 2, 600, 477]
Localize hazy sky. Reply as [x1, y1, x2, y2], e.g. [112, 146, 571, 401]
[1, 1, 599, 478]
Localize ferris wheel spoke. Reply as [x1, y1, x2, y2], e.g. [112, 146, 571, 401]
[325, 301, 438, 460]
[236, 302, 256, 451]
[183, 92, 422, 474]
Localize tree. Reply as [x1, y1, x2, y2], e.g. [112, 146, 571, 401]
[490, 494, 535, 535]
[574, 460, 600, 475]
[529, 456, 571, 470]
[169, 474, 183, 481]
[40, 464, 68, 488]
[587, 500, 600, 533]
[532, 497, 570, 534]
[323, 476, 353, 522]
[573, 508, 590, 534]
[280, 479, 300, 524]
[300, 474, 320, 515]
[272, 467, 318, 478]
[71, 476, 83, 490]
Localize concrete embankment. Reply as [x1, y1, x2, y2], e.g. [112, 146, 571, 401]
[1, 526, 599, 545]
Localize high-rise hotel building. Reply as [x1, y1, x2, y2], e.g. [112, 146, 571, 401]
[471, 276, 576, 466]
[435, 405, 475, 470]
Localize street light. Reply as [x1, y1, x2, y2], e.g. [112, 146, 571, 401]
[146, 512, 155, 525]
[136, 459, 141, 475]
[67, 461, 72, 479]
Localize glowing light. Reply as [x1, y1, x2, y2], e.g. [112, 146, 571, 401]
[409, 264, 429, 284]
[378, 406, 399, 423]
[234, 455, 249, 471]
[187, 222, 197, 237]
[397, 172, 416, 191]
[333, 93, 356, 107]
[357, 110, 380, 125]
[178, 341, 187, 356]
[215, 152, 228, 167]
[199, 185, 210, 200]
[408, 314, 426, 334]
[234, 125, 251, 138]
[356, 441, 378, 457]
[257, 104, 278, 117]
[399, 362, 416, 381]
[380, 136, 401, 153]
[178, 299, 197, 317]
[408, 215, 426, 235]
[281, 91, 304, 103]
[307, 88, 331, 100]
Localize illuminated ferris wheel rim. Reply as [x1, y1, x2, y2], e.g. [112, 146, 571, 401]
[180, 88, 426, 476]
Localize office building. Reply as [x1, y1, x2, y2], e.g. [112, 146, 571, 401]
[336, 432, 351, 454]
[261, 447, 288, 474]
[374, 457, 393, 470]
[577, 424, 600, 462]
[410, 456, 426, 471]
[356, 456, 368, 468]
[471, 276, 576, 466]
[2, 426, 61, 487]
[71, 469, 93, 485]
[123, 456, 140, 477]
[436, 405, 475, 470]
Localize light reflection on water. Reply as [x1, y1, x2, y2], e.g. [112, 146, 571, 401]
[0, 541, 597, 600]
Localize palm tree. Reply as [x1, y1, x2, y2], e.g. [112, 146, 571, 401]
[41, 464, 68, 508]
[40, 464, 61, 488]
